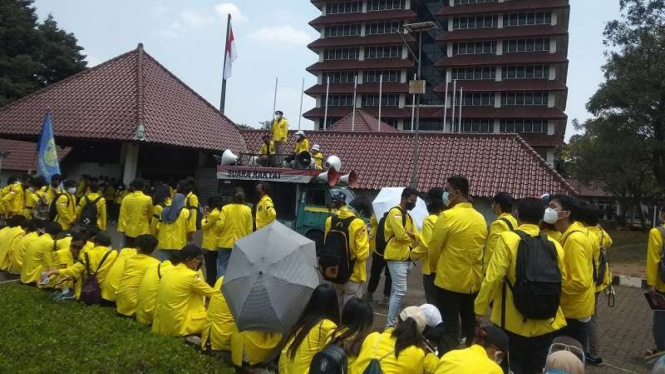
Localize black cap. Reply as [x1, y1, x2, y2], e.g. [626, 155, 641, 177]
[493, 192, 513, 206]
[483, 326, 509, 353]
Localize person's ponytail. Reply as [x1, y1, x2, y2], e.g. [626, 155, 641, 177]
[391, 318, 421, 358]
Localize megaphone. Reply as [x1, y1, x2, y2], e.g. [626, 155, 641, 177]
[296, 151, 312, 169]
[248, 156, 259, 167]
[326, 155, 342, 172]
[317, 168, 340, 187]
[338, 171, 358, 188]
[221, 149, 240, 166]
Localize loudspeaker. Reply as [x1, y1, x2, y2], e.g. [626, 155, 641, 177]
[339, 171, 358, 188]
[325, 155, 342, 172]
[221, 149, 240, 166]
[296, 151, 312, 169]
[317, 168, 340, 187]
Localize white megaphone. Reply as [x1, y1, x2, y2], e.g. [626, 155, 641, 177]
[317, 168, 340, 187]
[221, 149, 240, 166]
[338, 171, 358, 188]
[325, 155, 342, 172]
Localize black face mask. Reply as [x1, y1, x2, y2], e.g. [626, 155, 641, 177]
[406, 201, 416, 211]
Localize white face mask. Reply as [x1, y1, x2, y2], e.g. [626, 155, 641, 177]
[67, 187, 77, 194]
[543, 207, 558, 224]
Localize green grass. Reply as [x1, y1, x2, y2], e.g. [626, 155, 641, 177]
[607, 228, 649, 266]
[0, 283, 234, 374]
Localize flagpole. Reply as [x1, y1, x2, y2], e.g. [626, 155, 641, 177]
[451, 79, 457, 132]
[272, 77, 278, 120]
[298, 77, 305, 131]
[443, 80, 448, 132]
[351, 75, 357, 131]
[458, 87, 463, 132]
[410, 73, 416, 132]
[378, 74, 383, 131]
[219, 14, 232, 114]
[323, 76, 330, 131]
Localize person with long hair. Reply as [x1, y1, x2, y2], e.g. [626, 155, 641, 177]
[279, 284, 340, 374]
[150, 184, 172, 236]
[410, 188, 444, 305]
[330, 298, 374, 367]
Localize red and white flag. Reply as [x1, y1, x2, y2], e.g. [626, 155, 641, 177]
[223, 21, 237, 80]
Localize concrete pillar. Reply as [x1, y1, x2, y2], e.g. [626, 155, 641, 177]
[362, 0, 367, 13]
[122, 143, 139, 186]
[318, 73, 323, 85]
[494, 92, 502, 108]
[319, 51, 324, 62]
[549, 65, 556, 80]
[548, 120, 555, 135]
[448, 18, 453, 31]
[493, 119, 501, 133]
[496, 67, 502, 81]
[548, 92, 555, 108]
[552, 12, 558, 26]
[498, 14, 504, 29]
[361, 24, 366, 36]
[497, 40, 503, 55]
[359, 47, 365, 61]
[401, 70, 407, 83]
[550, 39, 557, 53]
[447, 43, 453, 57]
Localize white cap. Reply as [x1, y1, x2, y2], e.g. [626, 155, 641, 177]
[295, 130, 305, 137]
[312, 144, 320, 151]
[419, 304, 442, 327]
[399, 306, 427, 333]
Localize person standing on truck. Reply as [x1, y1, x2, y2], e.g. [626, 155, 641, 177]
[255, 183, 277, 230]
[285, 131, 310, 166]
[259, 135, 276, 167]
[271, 110, 288, 164]
[311, 144, 324, 170]
[215, 190, 253, 277]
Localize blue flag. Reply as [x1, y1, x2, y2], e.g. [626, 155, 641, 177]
[37, 110, 61, 182]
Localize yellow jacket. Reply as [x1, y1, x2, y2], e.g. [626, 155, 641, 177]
[260, 141, 276, 155]
[101, 248, 137, 302]
[559, 221, 595, 319]
[279, 319, 337, 374]
[52, 247, 75, 291]
[2, 183, 23, 216]
[77, 192, 107, 230]
[647, 224, 665, 292]
[9, 231, 38, 274]
[216, 203, 253, 249]
[369, 215, 378, 253]
[116, 254, 160, 317]
[313, 152, 324, 170]
[324, 206, 370, 282]
[20, 233, 55, 284]
[157, 209, 190, 250]
[410, 214, 438, 275]
[59, 246, 119, 301]
[118, 191, 153, 237]
[0, 226, 25, 271]
[436, 344, 503, 374]
[294, 138, 310, 154]
[350, 328, 437, 374]
[54, 192, 77, 230]
[151, 201, 170, 236]
[384, 207, 419, 262]
[136, 260, 173, 325]
[474, 224, 567, 337]
[186, 192, 199, 233]
[152, 263, 217, 336]
[23, 190, 45, 218]
[201, 208, 222, 250]
[104, 185, 116, 201]
[231, 328, 282, 366]
[256, 195, 277, 230]
[587, 225, 614, 292]
[429, 202, 487, 294]
[272, 118, 289, 143]
[115, 190, 128, 205]
[201, 276, 236, 351]
[44, 186, 62, 205]
[484, 213, 517, 274]
[543, 227, 562, 242]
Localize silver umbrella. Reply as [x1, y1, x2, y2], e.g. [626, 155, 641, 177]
[222, 221, 320, 333]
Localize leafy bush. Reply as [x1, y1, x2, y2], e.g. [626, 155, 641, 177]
[0, 283, 233, 374]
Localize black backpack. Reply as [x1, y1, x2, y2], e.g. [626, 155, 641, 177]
[502, 231, 561, 324]
[79, 196, 103, 228]
[33, 190, 50, 220]
[593, 229, 609, 286]
[310, 344, 348, 374]
[499, 217, 515, 231]
[657, 227, 665, 283]
[374, 208, 407, 256]
[48, 193, 66, 221]
[319, 216, 357, 284]
[80, 251, 113, 305]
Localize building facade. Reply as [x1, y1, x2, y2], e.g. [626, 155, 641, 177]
[304, 0, 570, 164]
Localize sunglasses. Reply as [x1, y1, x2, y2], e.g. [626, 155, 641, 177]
[548, 342, 585, 364]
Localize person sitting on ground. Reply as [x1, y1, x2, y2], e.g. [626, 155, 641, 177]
[201, 275, 236, 353]
[0, 214, 27, 271]
[152, 245, 217, 337]
[101, 242, 139, 305]
[419, 304, 445, 356]
[350, 306, 438, 374]
[156, 193, 190, 261]
[436, 325, 508, 374]
[259, 134, 276, 167]
[311, 144, 324, 170]
[135, 254, 179, 325]
[8, 219, 40, 274]
[279, 284, 340, 374]
[21, 221, 62, 285]
[51, 232, 86, 297]
[544, 351, 585, 374]
[116, 234, 160, 317]
[329, 298, 374, 367]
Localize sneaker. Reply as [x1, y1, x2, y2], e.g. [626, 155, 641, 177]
[586, 356, 603, 366]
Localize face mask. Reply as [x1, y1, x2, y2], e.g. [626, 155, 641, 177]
[275, 115, 282, 120]
[14, 181, 20, 185]
[442, 191, 451, 207]
[28, 187, 35, 192]
[543, 207, 558, 224]
[405, 201, 416, 211]
[67, 187, 77, 194]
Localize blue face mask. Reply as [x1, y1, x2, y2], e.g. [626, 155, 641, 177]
[442, 191, 451, 207]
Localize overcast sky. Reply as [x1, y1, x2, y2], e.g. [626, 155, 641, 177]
[33, 0, 622, 139]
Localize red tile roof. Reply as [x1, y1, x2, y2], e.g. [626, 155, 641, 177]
[310, 10, 417, 27]
[434, 79, 567, 93]
[308, 34, 415, 50]
[435, 52, 568, 67]
[436, 25, 568, 42]
[0, 138, 71, 172]
[307, 59, 414, 72]
[305, 82, 408, 96]
[438, 0, 569, 16]
[328, 109, 400, 133]
[567, 178, 612, 198]
[0, 44, 246, 153]
[240, 130, 576, 197]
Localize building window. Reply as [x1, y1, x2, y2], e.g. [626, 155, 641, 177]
[504, 12, 552, 27]
[322, 71, 356, 83]
[326, 94, 355, 106]
[462, 92, 495, 106]
[324, 48, 360, 60]
[500, 119, 549, 133]
[364, 70, 401, 82]
[452, 15, 498, 30]
[461, 119, 493, 133]
[324, 24, 361, 37]
[366, 46, 401, 59]
[366, 21, 402, 35]
[455, 0, 495, 4]
[451, 67, 496, 80]
[502, 65, 549, 79]
[368, 0, 406, 11]
[502, 92, 548, 106]
[327, 1, 362, 14]
[504, 38, 551, 53]
[362, 94, 400, 106]
[452, 41, 497, 55]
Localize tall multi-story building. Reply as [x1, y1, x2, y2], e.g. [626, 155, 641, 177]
[304, 0, 570, 163]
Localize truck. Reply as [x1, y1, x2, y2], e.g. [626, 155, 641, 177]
[216, 154, 358, 251]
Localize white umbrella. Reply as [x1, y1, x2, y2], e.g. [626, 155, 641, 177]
[372, 187, 429, 231]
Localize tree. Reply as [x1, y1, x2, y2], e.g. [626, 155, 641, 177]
[0, 0, 87, 106]
[259, 120, 272, 130]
